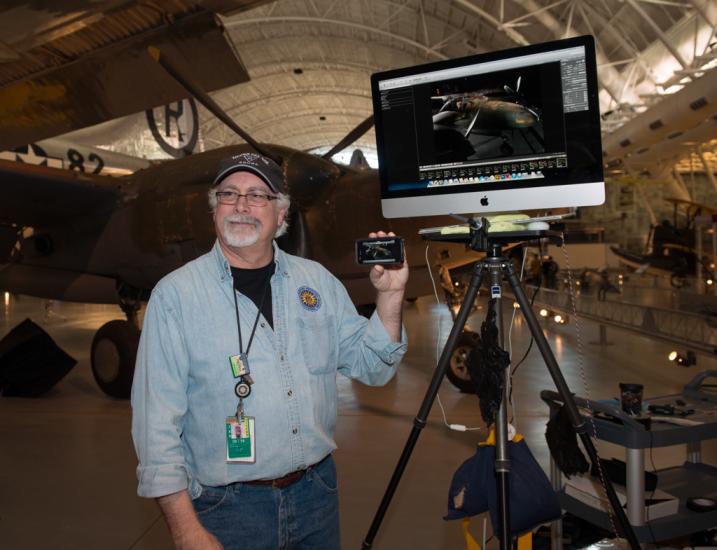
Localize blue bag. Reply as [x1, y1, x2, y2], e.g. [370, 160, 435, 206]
[445, 435, 562, 537]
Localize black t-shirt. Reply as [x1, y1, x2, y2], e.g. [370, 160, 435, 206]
[230, 261, 275, 330]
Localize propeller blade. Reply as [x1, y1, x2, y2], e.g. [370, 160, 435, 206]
[147, 46, 281, 165]
[464, 107, 481, 138]
[321, 115, 374, 159]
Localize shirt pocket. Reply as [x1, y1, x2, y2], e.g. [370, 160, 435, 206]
[297, 314, 337, 374]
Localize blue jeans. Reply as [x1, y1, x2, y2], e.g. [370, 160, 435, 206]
[192, 456, 340, 550]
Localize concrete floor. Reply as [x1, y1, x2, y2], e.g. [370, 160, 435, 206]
[1, 291, 715, 550]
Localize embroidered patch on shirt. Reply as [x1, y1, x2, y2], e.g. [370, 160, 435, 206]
[297, 286, 322, 311]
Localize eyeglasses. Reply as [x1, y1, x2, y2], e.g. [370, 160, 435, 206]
[215, 191, 278, 207]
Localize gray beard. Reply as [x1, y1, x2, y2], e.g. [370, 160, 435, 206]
[222, 214, 262, 248]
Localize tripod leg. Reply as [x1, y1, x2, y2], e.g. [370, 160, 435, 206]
[362, 261, 486, 549]
[504, 265, 641, 550]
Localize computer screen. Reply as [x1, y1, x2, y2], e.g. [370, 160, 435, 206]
[371, 35, 604, 218]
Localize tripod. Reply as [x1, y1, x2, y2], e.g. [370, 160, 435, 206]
[362, 222, 640, 550]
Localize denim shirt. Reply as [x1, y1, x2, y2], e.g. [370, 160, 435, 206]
[131, 240, 407, 498]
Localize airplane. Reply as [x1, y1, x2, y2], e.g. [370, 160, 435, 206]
[431, 77, 544, 163]
[610, 197, 717, 288]
[0, 49, 482, 399]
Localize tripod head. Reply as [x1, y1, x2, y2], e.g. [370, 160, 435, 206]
[425, 214, 561, 254]
[448, 214, 491, 251]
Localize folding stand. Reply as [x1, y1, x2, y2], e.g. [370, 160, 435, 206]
[362, 220, 639, 550]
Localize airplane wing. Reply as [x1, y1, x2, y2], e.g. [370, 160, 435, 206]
[0, 160, 121, 227]
[0, 5, 253, 149]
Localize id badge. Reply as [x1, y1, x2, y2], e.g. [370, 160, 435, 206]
[226, 415, 255, 463]
[229, 353, 250, 378]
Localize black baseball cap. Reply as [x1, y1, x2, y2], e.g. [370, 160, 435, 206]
[212, 152, 285, 194]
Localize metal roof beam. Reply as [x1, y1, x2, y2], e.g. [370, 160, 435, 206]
[511, 0, 628, 105]
[200, 88, 372, 134]
[625, 0, 690, 69]
[579, 1, 659, 86]
[225, 16, 449, 60]
[451, 0, 530, 45]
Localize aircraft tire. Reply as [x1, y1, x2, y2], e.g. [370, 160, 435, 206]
[446, 330, 480, 393]
[91, 320, 140, 399]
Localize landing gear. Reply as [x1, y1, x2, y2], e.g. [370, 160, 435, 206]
[91, 320, 140, 398]
[446, 330, 479, 393]
[90, 293, 141, 399]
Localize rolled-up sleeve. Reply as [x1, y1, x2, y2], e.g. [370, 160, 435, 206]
[131, 285, 192, 498]
[334, 278, 408, 386]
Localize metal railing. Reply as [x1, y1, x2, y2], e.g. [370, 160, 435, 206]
[524, 286, 717, 354]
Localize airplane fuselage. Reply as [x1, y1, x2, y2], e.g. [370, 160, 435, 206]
[1, 144, 467, 307]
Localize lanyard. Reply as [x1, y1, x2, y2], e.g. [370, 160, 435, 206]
[232, 274, 271, 357]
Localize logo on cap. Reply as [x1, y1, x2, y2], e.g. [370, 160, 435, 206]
[297, 286, 321, 311]
[213, 152, 285, 194]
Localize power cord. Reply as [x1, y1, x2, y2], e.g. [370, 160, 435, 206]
[507, 280, 541, 425]
[425, 242, 482, 433]
[506, 247, 528, 429]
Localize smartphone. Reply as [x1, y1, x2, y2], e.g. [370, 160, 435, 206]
[355, 237, 405, 265]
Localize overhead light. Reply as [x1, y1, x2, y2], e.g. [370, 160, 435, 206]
[539, 308, 549, 317]
[668, 350, 696, 366]
[513, 302, 520, 309]
[707, 279, 714, 286]
[553, 314, 567, 324]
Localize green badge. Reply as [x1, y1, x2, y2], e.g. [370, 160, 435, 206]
[226, 416, 255, 463]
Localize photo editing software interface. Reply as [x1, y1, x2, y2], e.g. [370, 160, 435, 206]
[372, 35, 602, 203]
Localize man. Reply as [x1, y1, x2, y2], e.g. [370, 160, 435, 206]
[131, 152, 408, 550]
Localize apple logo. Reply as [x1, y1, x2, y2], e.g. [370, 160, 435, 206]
[480, 196, 489, 206]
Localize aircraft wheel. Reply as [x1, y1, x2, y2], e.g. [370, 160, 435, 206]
[91, 320, 140, 399]
[446, 330, 480, 393]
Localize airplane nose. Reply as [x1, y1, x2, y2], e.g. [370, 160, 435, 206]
[513, 112, 537, 127]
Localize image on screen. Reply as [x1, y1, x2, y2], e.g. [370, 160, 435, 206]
[371, 35, 604, 218]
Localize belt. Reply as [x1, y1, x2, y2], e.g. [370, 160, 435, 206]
[244, 455, 330, 490]
[244, 469, 306, 489]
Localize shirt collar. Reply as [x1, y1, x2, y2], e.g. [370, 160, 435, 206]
[212, 239, 289, 282]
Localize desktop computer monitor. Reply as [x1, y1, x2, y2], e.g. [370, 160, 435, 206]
[371, 35, 604, 218]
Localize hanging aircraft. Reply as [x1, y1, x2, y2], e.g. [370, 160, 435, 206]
[610, 197, 717, 288]
[431, 77, 544, 163]
[0, 47, 482, 399]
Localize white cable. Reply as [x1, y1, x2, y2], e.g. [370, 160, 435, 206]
[424, 242, 482, 433]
